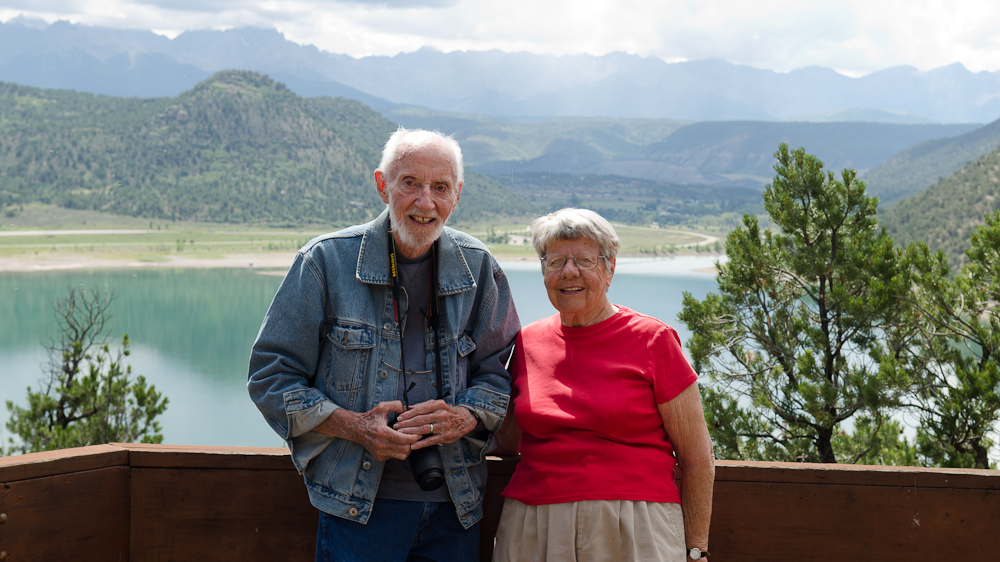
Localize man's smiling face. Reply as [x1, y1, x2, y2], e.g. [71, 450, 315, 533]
[376, 140, 463, 259]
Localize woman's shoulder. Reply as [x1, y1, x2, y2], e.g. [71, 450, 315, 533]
[614, 306, 679, 336]
[520, 313, 561, 336]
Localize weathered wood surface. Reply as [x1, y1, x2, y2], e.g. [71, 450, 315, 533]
[2, 445, 999, 561]
[130, 466, 314, 561]
[0, 444, 126, 481]
[0, 465, 129, 562]
[711, 461, 1000, 560]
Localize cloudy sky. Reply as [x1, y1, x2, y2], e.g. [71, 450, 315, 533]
[2, 0, 998, 76]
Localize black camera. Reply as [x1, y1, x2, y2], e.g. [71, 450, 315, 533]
[388, 413, 446, 491]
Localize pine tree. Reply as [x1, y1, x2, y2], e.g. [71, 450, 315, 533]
[679, 144, 914, 463]
[4, 286, 168, 454]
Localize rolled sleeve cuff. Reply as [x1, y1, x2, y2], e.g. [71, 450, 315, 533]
[284, 389, 340, 439]
[455, 387, 509, 432]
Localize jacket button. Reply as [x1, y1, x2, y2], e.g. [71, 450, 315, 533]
[349, 508, 359, 517]
[383, 323, 392, 330]
[379, 371, 388, 380]
[363, 461, 372, 470]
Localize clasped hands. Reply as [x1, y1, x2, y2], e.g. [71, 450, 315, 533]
[319, 399, 478, 462]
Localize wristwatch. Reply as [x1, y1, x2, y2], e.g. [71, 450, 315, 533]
[687, 547, 709, 559]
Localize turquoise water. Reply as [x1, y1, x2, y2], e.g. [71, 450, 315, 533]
[0, 256, 720, 447]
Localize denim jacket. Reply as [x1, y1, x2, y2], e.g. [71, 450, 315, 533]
[248, 209, 519, 529]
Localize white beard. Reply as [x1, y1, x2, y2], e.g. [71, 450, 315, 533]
[387, 197, 445, 254]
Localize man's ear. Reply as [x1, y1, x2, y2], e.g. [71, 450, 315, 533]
[375, 170, 390, 204]
[455, 182, 463, 204]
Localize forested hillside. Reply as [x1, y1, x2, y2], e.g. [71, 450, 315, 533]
[881, 144, 1000, 269]
[0, 71, 536, 225]
[499, 171, 761, 225]
[604, 121, 980, 188]
[397, 111, 978, 190]
[864, 118, 1000, 207]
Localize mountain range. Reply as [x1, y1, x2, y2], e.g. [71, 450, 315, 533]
[3, 18, 1000, 124]
[4, 19, 1000, 269]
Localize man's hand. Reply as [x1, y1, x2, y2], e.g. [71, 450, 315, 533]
[314, 401, 420, 461]
[393, 400, 479, 450]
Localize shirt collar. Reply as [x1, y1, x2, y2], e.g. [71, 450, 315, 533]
[356, 208, 477, 295]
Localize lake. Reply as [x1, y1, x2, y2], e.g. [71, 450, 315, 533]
[0, 255, 721, 448]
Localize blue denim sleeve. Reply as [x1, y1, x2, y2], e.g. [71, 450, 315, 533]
[248, 251, 339, 441]
[455, 258, 520, 437]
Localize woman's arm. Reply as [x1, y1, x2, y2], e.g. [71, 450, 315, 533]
[659, 382, 715, 554]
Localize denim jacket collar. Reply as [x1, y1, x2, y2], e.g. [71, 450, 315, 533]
[356, 209, 478, 296]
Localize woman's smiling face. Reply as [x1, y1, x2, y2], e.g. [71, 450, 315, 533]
[542, 237, 616, 327]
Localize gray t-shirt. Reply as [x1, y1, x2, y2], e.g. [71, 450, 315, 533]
[377, 251, 450, 502]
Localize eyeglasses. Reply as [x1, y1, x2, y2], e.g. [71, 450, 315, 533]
[540, 252, 605, 271]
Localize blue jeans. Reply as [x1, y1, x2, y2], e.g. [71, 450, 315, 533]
[315, 499, 480, 562]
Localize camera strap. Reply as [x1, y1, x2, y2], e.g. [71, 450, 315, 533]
[388, 226, 445, 406]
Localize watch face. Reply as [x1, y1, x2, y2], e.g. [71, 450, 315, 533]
[688, 548, 702, 560]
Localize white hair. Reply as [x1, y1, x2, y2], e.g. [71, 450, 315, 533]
[376, 128, 464, 185]
[530, 208, 619, 270]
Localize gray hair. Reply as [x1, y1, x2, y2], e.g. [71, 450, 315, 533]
[531, 208, 619, 269]
[376, 127, 464, 185]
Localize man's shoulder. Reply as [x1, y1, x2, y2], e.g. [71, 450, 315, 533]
[444, 226, 489, 254]
[443, 227, 509, 282]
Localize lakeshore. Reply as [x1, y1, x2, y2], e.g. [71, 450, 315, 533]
[0, 249, 724, 275]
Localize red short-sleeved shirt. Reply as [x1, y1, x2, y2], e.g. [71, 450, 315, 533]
[502, 306, 698, 505]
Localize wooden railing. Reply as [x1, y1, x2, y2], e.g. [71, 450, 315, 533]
[1, 443, 998, 561]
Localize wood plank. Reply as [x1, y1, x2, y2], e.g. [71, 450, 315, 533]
[0, 444, 127, 482]
[0, 467, 129, 562]
[480, 457, 519, 561]
[710, 480, 1000, 560]
[129, 466, 315, 562]
[118, 443, 295, 471]
[716, 460, 1000, 490]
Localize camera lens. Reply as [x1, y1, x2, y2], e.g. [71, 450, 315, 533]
[409, 447, 446, 491]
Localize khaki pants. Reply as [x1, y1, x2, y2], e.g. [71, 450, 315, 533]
[492, 498, 686, 562]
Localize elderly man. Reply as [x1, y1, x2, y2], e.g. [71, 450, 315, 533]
[248, 128, 520, 561]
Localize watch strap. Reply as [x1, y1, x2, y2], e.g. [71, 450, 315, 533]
[688, 547, 710, 559]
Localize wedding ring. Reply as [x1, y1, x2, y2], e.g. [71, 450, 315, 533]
[429, 423, 434, 434]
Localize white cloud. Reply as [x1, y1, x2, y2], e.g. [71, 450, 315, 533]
[1, 0, 999, 74]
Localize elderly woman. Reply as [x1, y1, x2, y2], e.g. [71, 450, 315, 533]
[493, 208, 715, 562]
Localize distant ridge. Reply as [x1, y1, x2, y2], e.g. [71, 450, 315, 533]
[460, 120, 979, 189]
[0, 71, 535, 224]
[881, 144, 1000, 269]
[863, 117, 1000, 207]
[787, 107, 934, 124]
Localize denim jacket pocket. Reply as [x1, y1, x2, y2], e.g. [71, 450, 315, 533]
[326, 324, 376, 396]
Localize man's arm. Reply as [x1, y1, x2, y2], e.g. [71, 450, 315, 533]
[248, 252, 339, 440]
[453, 262, 520, 431]
[490, 400, 521, 456]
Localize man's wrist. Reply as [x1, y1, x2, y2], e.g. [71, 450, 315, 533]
[457, 405, 485, 431]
